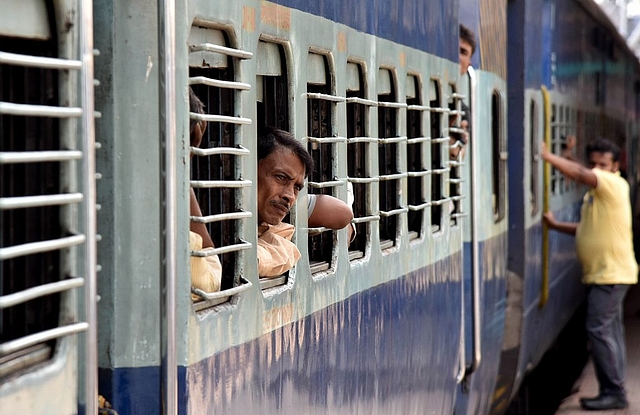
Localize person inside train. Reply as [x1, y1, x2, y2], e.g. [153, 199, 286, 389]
[188, 88, 223, 296]
[256, 127, 355, 277]
[541, 138, 637, 411]
[449, 24, 476, 160]
[255, 127, 314, 276]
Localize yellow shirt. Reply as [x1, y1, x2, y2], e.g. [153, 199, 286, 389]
[575, 169, 638, 285]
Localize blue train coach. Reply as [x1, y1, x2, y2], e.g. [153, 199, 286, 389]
[1, 0, 639, 414]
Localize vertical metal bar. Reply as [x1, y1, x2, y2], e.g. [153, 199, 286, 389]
[158, 0, 178, 412]
[80, 0, 98, 413]
[540, 86, 551, 308]
[466, 66, 481, 375]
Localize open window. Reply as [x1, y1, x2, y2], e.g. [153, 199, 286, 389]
[491, 91, 506, 222]
[406, 74, 427, 239]
[346, 61, 375, 260]
[255, 39, 290, 290]
[377, 68, 407, 249]
[188, 26, 253, 307]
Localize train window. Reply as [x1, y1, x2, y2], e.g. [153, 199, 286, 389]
[448, 83, 465, 226]
[306, 51, 345, 274]
[377, 68, 407, 249]
[256, 40, 289, 131]
[530, 99, 540, 216]
[406, 74, 427, 239]
[346, 61, 375, 260]
[256, 39, 290, 290]
[491, 91, 506, 222]
[1, 19, 93, 375]
[187, 26, 253, 307]
[429, 79, 448, 232]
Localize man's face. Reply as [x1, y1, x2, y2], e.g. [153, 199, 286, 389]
[588, 151, 618, 173]
[257, 147, 305, 225]
[460, 39, 473, 75]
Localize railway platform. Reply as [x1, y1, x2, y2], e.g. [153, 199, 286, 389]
[555, 287, 640, 415]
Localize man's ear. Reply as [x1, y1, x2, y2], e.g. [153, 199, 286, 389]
[612, 161, 620, 173]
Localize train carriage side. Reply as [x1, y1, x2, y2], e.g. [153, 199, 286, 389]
[453, 1, 511, 411]
[0, 0, 98, 414]
[494, 0, 640, 413]
[92, 1, 471, 414]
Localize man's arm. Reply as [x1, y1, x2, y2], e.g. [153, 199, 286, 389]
[190, 188, 214, 248]
[541, 142, 597, 188]
[308, 194, 353, 229]
[543, 211, 578, 236]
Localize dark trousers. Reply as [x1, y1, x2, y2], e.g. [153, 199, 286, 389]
[585, 284, 630, 397]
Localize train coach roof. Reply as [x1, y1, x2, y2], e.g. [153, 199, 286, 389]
[577, 0, 640, 72]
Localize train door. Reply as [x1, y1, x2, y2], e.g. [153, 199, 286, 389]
[456, 64, 509, 415]
[0, 0, 98, 413]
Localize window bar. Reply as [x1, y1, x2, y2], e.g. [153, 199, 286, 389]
[189, 76, 251, 91]
[191, 241, 252, 257]
[0, 102, 83, 118]
[351, 215, 380, 224]
[0, 323, 89, 357]
[0, 278, 85, 309]
[306, 136, 347, 144]
[346, 97, 378, 106]
[0, 235, 86, 261]
[190, 211, 252, 224]
[190, 179, 252, 188]
[0, 194, 83, 209]
[189, 43, 253, 59]
[190, 145, 250, 157]
[189, 112, 252, 125]
[304, 92, 346, 103]
[0, 150, 83, 163]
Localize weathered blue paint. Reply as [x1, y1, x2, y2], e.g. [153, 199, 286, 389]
[98, 366, 188, 415]
[455, 233, 508, 415]
[269, 0, 458, 62]
[186, 255, 462, 414]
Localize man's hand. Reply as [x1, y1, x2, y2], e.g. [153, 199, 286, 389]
[541, 141, 550, 160]
[542, 211, 556, 229]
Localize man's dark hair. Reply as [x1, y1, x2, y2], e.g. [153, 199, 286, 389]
[460, 24, 476, 55]
[189, 87, 205, 134]
[586, 138, 621, 162]
[258, 126, 314, 178]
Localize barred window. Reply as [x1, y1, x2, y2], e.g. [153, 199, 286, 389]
[346, 62, 375, 260]
[306, 52, 345, 273]
[429, 79, 448, 232]
[188, 26, 253, 307]
[256, 39, 290, 290]
[448, 83, 465, 226]
[406, 74, 427, 239]
[377, 68, 407, 249]
[1, 21, 92, 374]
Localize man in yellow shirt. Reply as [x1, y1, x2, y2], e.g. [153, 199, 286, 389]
[542, 138, 637, 411]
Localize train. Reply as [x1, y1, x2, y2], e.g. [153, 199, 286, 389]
[1, 0, 639, 414]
